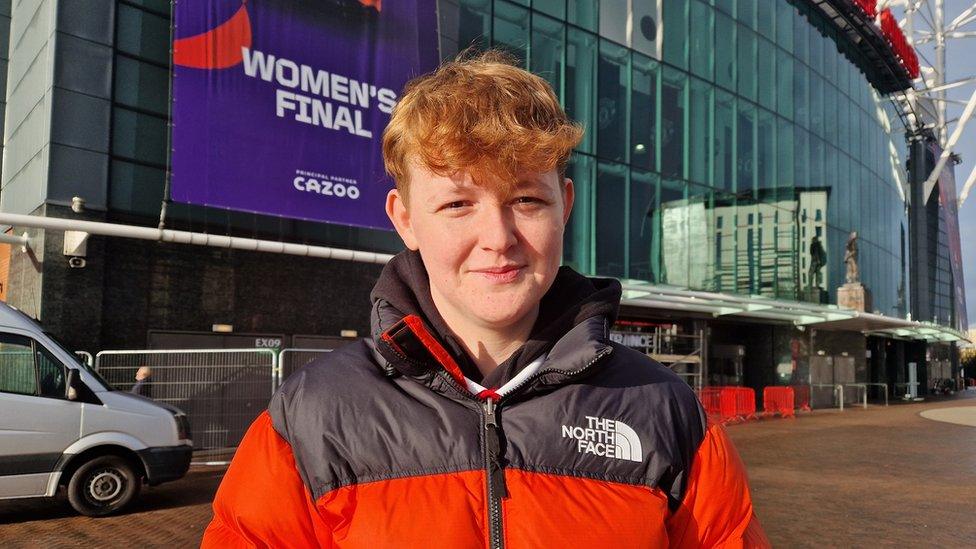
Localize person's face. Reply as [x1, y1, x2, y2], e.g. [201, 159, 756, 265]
[386, 163, 574, 331]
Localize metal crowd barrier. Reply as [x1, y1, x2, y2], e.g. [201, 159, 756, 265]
[95, 349, 276, 450]
[698, 386, 757, 424]
[277, 348, 333, 384]
[74, 350, 93, 367]
[762, 386, 796, 418]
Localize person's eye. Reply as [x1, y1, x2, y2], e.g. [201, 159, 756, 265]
[438, 200, 471, 212]
[513, 196, 548, 207]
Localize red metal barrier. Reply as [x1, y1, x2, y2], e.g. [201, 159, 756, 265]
[699, 387, 722, 417]
[791, 384, 812, 412]
[698, 386, 757, 424]
[763, 386, 795, 418]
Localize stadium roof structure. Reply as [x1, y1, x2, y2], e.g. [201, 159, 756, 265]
[805, 0, 918, 94]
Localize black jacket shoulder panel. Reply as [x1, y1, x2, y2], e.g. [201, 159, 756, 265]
[269, 340, 484, 501]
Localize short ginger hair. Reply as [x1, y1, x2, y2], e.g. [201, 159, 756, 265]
[382, 50, 583, 196]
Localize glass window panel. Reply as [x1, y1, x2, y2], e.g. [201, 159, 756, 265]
[823, 30, 838, 83]
[824, 85, 838, 144]
[629, 169, 658, 281]
[737, 101, 756, 194]
[530, 15, 565, 98]
[127, 0, 169, 12]
[810, 74, 824, 137]
[825, 145, 838, 201]
[566, 28, 597, 154]
[809, 135, 824, 189]
[599, 0, 628, 45]
[110, 160, 166, 215]
[597, 40, 629, 162]
[795, 128, 809, 188]
[808, 24, 822, 75]
[630, 54, 657, 170]
[596, 162, 628, 277]
[564, 153, 595, 273]
[458, 0, 491, 51]
[493, 1, 530, 65]
[776, 116, 793, 188]
[793, 10, 808, 66]
[714, 89, 735, 193]
[36, 346, 65, 398]
[838, 56, 851, 98]
[657, 178, 688, 286]
[689, 78, 712, 185]
[663, 0, 688, 69]
[714, 0, 734, 16]
[116, 4, 170, 65]
[757, 109, 775, 189]
[0, 333, 36, 396]
[837, 94, 850, 153]
[534, 0, 565, 20]
[757, 38, 775, 109]
[660, 67, 687, 178]
[112, 108, 167, 165]
[686, 183, 715, 291]
[567, 0, 598, 32]
[777, 1, 794, 52]
[690, 0, 713, 80]
[715, 11, 736, 92]
[776, 48, 793, 119]
[757, 2, 774, 39]
[115, 56, 167, 116]
[737, 0, 757, 29]
[737, 26, 756, 101]
[794, 64, 809, 130]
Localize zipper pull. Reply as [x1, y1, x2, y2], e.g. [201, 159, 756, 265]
[482, 396, 508, 498]
[484, 397, 497, 428]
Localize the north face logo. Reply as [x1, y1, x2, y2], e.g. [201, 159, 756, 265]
[561, 416, 643, 462]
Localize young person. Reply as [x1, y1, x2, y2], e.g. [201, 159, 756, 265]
[202, 51, 769, 548]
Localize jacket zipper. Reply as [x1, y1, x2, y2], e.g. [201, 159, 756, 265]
[432, 345, 614, 549]
[483, 397, 506, 549]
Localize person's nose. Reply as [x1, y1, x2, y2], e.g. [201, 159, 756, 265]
[477, 204, 518, 252]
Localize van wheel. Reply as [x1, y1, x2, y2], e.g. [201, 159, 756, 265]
[67, 455, 141, 516]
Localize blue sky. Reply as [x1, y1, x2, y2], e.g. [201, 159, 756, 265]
[915, 0, 976, 329]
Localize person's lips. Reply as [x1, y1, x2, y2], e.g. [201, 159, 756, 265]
[471, 264, 525, 283]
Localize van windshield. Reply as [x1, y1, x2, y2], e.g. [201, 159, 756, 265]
[43, 331, 114, 391]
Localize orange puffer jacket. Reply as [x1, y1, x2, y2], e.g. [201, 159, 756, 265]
[203, 260, 768, 548]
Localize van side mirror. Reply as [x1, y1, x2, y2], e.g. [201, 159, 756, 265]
[65, 368, 79, 401]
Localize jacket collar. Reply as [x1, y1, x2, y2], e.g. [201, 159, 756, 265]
[369, 251, 620, 400]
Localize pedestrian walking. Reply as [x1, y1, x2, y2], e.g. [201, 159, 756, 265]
[130, 366, 152, 399]
[202, 50, 768, 548]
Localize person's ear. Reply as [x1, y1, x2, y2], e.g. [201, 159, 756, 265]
[561, 178, 575, 226]
[386, 188, 419, 250]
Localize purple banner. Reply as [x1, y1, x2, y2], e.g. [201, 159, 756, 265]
[171, 0, 439, 229]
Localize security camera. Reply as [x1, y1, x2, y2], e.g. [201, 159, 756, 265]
[67, 257, 86, 269]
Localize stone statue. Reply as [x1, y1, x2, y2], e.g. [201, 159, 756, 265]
[844, 231, 859, 284]
[808, 235, 827, 289]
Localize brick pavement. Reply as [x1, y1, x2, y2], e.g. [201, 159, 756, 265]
[1, 395, 975, 547]
[727, 394, 976, 547]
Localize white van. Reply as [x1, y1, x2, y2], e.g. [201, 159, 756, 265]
[0, 303, 192, 516]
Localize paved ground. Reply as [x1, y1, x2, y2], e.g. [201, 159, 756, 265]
[1, 394, 975, 547]
[727, 393, 976, 547]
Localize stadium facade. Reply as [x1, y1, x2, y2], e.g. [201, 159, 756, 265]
[0, 0, 968, 402]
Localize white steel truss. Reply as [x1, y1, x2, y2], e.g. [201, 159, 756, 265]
[886, 0, 976, 206]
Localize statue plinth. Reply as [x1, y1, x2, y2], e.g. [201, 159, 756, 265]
[838, 283, 872, 312]
[802, 287, 828, 305]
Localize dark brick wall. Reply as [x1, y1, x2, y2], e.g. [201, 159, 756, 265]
[93, 237, 385, 351]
